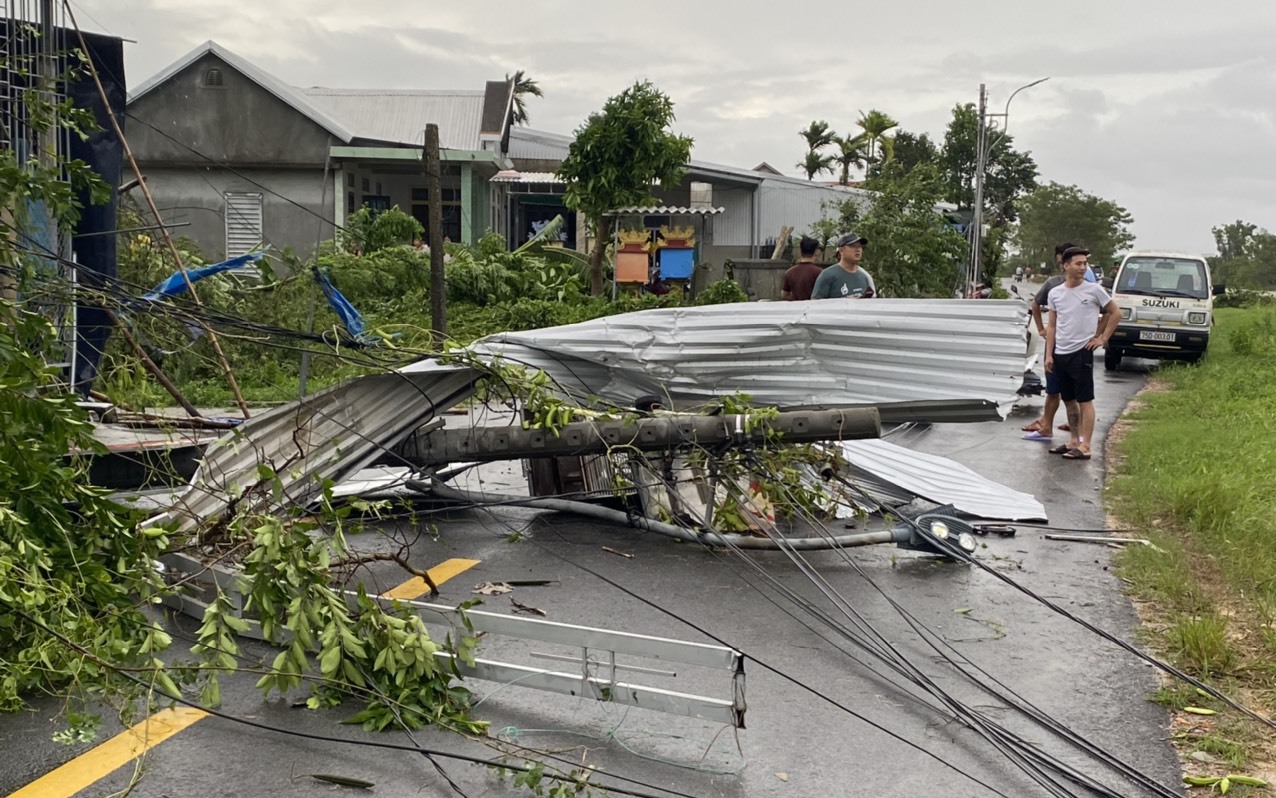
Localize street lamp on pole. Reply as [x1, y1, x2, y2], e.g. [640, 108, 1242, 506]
[967, 77, 1050, 294]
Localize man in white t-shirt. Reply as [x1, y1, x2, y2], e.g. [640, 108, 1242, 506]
[1044, 247, 1120, 460]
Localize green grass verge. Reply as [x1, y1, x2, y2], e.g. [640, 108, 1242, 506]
[1107, 306, 1276, 752]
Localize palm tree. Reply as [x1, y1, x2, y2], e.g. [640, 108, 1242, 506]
[856, 109, 899, 165]
[831, 134, 868, 185]
[506, 70, 543, 126]
[799, 120, 835, 153]
[797, 151, 835, 181]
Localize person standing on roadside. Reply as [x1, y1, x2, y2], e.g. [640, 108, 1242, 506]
[1022, 242, 1077, 442]
[1044, 247, 1120, 460]
[812, 233, 876, 299]
[781, 236, 825, 301]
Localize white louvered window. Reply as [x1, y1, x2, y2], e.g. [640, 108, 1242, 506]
[224, 192, 263, 257]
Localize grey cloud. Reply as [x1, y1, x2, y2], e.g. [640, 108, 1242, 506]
[84, 0, 1276, 253]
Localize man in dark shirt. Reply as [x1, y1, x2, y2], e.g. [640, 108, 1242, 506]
[781, 236, 824, 300]
[1022, 242, 1076, 441]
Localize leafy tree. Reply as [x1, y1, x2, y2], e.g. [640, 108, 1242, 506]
[506, 70, 543, 126]
[799, 120, 835, 153]
[557, 81, 693, 295]
[0, 45, 170, 715]
[816, 162, 966, 297]
[939, 103, 1038, 223]
[831, 134, 868, 185]
[1014, 182, 1135, 271]
[798, 150, 836, 181]
[341, 205, 423, 255]
[856, 109, 899, 165]
[1210, 220, 1276, 289]
[868, 129, 938, 180]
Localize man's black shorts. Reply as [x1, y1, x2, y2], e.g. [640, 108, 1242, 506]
[1054, 348, 1095, 403]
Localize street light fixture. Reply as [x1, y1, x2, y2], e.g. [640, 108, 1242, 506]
[967, 77, 1051, 293]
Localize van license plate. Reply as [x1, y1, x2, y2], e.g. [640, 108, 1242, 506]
[1139, 331, 1175, 342]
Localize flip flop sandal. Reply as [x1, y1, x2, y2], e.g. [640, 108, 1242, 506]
[1048, 444, 1070, 454]
[1061, 448, 1092, 460]
[1058, 423, 1071, 432]
[1022, 431, 1053, 441]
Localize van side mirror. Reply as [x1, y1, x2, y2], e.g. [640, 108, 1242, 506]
[1101, 277, 1114, 290]
[1212, 284, 1226, 296]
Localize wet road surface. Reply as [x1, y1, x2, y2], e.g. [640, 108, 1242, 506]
[0, 354, 1185, 798]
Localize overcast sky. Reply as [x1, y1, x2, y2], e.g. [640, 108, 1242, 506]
[78, 0, 1276, 255]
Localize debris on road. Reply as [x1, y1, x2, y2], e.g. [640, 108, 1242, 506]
[510, 598, 547, 617]
[601, 547, 634, 559]
[473, 581, 514, 595]
[1045, 534, 1164, 552]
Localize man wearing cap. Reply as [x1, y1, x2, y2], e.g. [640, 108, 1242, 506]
[811, 233, 876, 299]
[1044, 246, 1120, 460]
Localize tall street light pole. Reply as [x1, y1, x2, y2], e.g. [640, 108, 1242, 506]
[967, 77, 1050, 293]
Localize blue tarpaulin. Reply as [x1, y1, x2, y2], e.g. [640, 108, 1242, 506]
[313, 267, 368, 341]
[143, 251, 266, 301]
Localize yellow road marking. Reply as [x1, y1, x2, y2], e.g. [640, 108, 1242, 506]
[382, 558, 480, 600]
[9, 707, 208, 798]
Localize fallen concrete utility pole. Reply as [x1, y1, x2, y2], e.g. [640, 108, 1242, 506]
[397, 407, 880, 468]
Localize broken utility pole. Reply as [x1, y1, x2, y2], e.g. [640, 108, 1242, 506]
[396, 407, 880, 468]
[424, 123, 447, 346]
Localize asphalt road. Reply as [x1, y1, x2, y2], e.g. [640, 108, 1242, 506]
[1, 350, 1183, 798]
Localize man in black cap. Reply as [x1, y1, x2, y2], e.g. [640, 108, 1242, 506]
[811, 233, 876, 299]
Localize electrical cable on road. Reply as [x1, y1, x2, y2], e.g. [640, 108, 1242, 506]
[730, 463, 1182, 798]
[449, 479, 1018, 798]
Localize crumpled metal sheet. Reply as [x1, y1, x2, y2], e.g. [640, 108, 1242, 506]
[841, 439, 1047, 521]
[467, 299, 1030, 416]
[161, 363, 478, 534]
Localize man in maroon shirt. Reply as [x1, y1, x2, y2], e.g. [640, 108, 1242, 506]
[781, 237, 825, 300]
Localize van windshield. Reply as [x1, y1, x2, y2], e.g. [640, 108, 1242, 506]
[1115, 257, 1209, 300]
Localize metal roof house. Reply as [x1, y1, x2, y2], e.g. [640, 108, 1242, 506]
[499, 127, 874, 273]
[126, 41, 515, 259]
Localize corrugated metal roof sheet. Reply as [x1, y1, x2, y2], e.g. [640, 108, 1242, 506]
[491, 170, 561, 184]
[298, 88, 485, 149]
[842, 439, 1047, 521]
[608, 206, 725, 215]
[465, 299, 1031, 415]
[162, 364, 478, 535]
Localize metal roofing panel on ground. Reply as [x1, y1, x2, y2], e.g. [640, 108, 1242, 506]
[465, 299, 1030, 415]
[298, 88, 485, 149]
[841, 439, 1047, 521]
[162, 364, 478, 535]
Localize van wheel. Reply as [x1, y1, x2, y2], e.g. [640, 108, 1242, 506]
[1104, 346, 1122, 371]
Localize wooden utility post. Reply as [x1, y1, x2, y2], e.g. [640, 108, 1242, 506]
[424, 124, 447, 346]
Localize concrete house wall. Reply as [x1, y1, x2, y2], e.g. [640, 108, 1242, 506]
[128, 52, 337, 260]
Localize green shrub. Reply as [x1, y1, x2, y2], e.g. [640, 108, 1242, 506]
[1214, 288, 1275, 309]
[694, 276, 750, 306]
[1227, 311, 1276, 356]
[341, 205, 423, 254]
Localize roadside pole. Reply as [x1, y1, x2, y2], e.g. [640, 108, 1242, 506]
[424, 124, 447, 347]
[969, 83, 988, 294]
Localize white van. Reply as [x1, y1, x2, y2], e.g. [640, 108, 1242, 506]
[1104, 251, 1221, 370]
